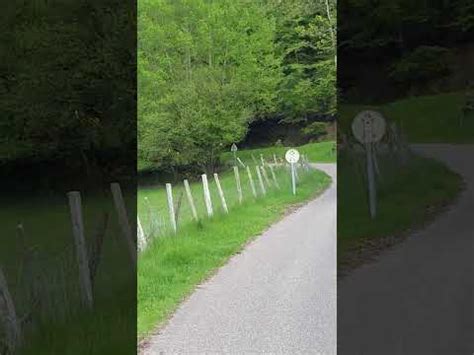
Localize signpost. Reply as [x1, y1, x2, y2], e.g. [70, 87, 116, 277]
[352, 110, 386, 219]
[285, 148, 300, 195]
[231, 143, 238, 167]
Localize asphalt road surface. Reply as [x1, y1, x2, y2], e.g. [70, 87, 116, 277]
[338, 144, 474, 355]
[143, 163, 336, 354]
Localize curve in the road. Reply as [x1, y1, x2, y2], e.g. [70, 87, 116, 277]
[338, 144, 474, 355]
[143, 163, 337, 354]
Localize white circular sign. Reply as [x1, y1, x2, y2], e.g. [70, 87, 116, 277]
[285, 149, 300, 163]
[352, 110, 386, 143]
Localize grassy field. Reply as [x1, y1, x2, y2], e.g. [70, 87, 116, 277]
[339, 92, 474, 143]
[0, 192, 136, 354]
[137, 163, 331, 339]
[221, 141, 336, 165]
[338, 149, 462, 267]
[139, 141, 336, 173]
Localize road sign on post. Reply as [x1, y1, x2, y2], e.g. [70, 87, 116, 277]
[352, 110, 386, 219]
[285, 149, 300, 195]
[231, 143, 238, 166]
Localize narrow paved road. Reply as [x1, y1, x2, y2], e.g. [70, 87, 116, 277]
[143, 163, 336, 354]
[338, 144, 474, 355]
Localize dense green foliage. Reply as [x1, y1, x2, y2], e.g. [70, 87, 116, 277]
[0, 0, 135, 169]
[138, 0, 336, 172]
[339, 0, 474, 102]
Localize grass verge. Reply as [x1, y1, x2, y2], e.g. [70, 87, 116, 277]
[338, 150, 463, 272]
[339, 92, 474, 143]
[137, 166, 331, 340]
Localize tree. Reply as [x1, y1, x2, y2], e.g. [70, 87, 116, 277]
[0, 0, 136, 176]
[138, 0, 281, 173]
[266, 0, 336, 122]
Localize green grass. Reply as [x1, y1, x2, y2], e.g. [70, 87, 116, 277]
[221, 141, 336, 165]
[338, 149, 462, 264]
[339, 92, 474, 143]
[137, 165, 331, 339]
[0, 193, 136, 354]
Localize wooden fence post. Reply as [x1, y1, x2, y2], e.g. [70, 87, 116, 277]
[0, 267, 21, 353]
[202, 174, 214, 217]
[67, 191, 93, 308]
[273, 153, 278, 165]
[184, 179, 198, 221]
[255, 165, 266, 195]
[214, 173, 229, 213]
[110, 183, 137, 265]
[260, 154, 265, 166]
[269, 165, 280, 189]
[261, 165, 272, 188]
[137, 215, 146, 251]
[233, 166, 243, 204]
[165, 183, 177, 233]
[246, 166, 257, 198]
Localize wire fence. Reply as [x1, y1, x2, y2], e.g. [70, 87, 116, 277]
[137, 153, 313, 251]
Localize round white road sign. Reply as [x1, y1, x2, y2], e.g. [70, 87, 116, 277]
[352, 110, 386, 143]
[285, 149, 300, 163]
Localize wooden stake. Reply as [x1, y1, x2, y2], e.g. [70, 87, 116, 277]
[261, 165, 272, 188]
[137, 215, 146, 251]
[213, 173, 228, 213]
[246, 166, 257, 198]
[260, 154, 265, 166]
[0, 267, 21, 352]
[165, 183, 177, 233]
[110, 183, 137, 264]
[202, 174, 213, 217]
[184, 179, 198, 221]
[237, 157, 246, 168]
[67, 191, 93, 308]
[233, 166, 243, 204]
[273, 154, 278, 165]
[255, 165, 266, 195]
[269, 165, 280, 189]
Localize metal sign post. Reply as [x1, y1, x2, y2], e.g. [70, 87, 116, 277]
[285, 149, 300, 195]
[352, 110, 386, 219]
[231, 143, 238, 167]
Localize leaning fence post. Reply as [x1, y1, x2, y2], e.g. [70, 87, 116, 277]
[246, 166, 257, 198]
[214, 173, 229, 213]
[165, 183, 177, 233]
[110, 183, 137, 265]
[184, 179, 198, 221]
[233, 166, 243, 204]
[202, 174, 214, 217]
[0, 267, 21, 352]
[67, 191, 93, 309]
[269, 165, 280, 189]
[237, 157, 246, 168]
[137, 216, 146, 251]
[261, 165, 272, 188]
[255, 165, 266, 195]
